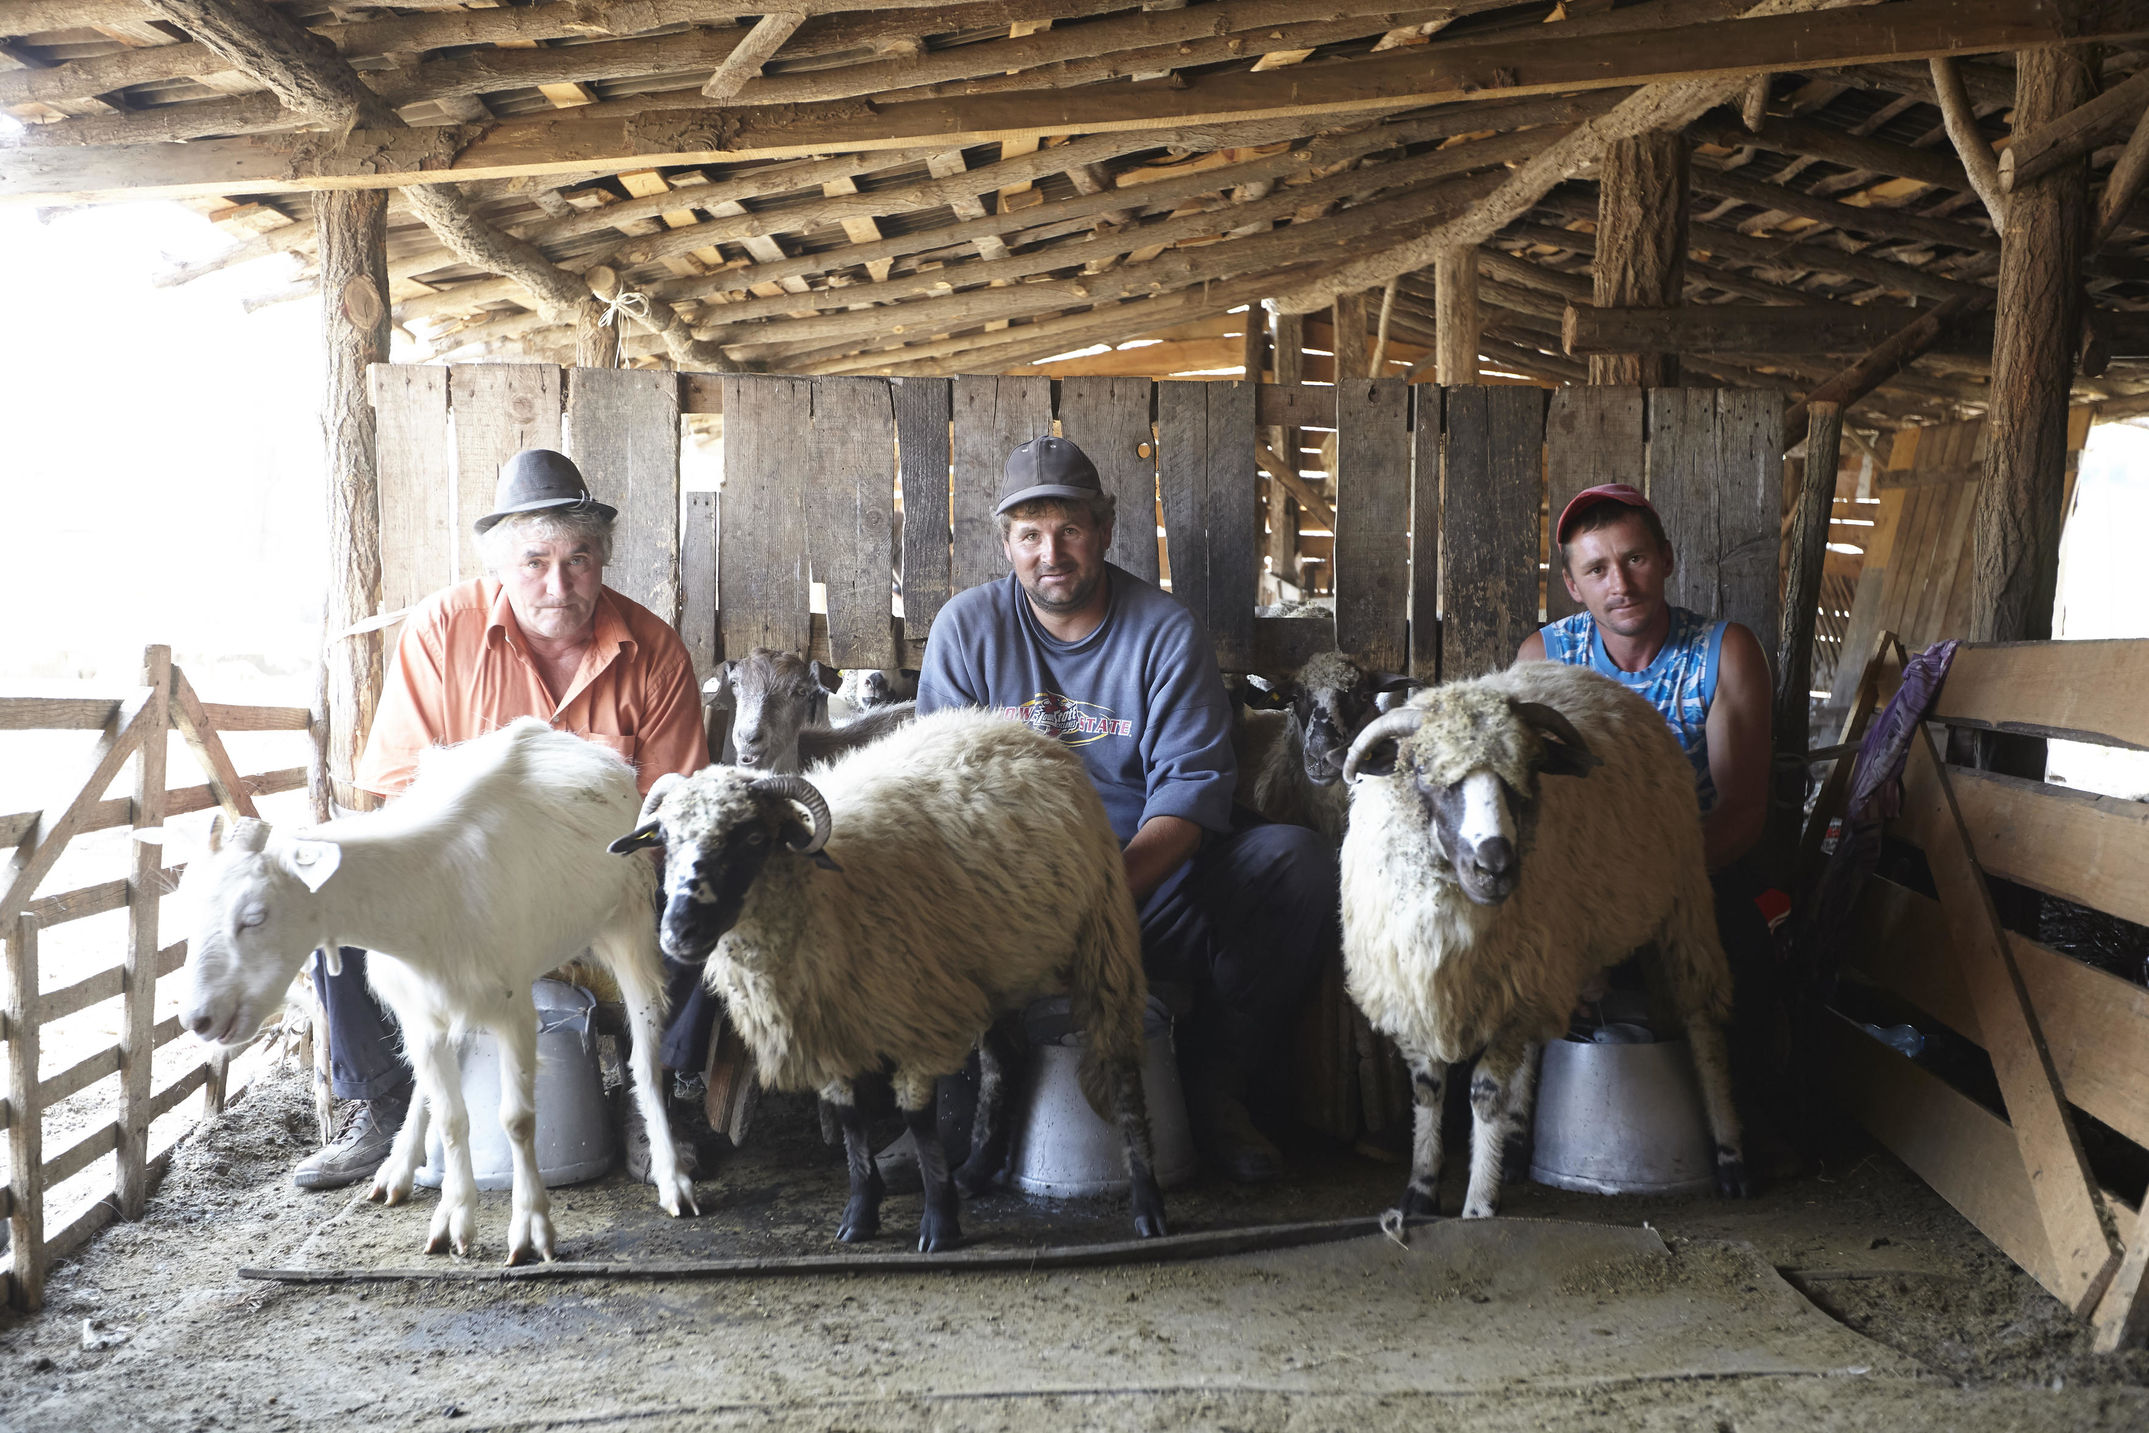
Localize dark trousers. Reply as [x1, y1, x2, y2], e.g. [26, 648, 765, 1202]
[1138, 815, 1335, 1072]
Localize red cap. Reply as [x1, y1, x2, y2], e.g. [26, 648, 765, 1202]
[1555, 483, 1656, 543]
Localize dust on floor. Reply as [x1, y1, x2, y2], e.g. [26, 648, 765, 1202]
[3, 1062, 2146, 1433]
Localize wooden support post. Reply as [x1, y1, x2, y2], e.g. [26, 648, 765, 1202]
[320, 189, 388, 816]
[1591, 131, 1687, 387]
[5, 914, 42, 1312]
[577, 265, 622, 370]
[1433, 246, 1479, 385]
[1771, 404, 1840, 878]
[115, 646, 171, 1219]
[1267, 311, 1305, 593]
[1240, 302, 1268, 382]
[1332, 290, 1368, 387]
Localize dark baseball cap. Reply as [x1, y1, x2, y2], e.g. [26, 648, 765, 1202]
[996, 435, 1102, 516]
[1555, 483, 1657, 543]
[474, 448, 617, 534]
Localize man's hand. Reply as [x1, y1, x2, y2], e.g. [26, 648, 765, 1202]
[1123, 815, 1203, 906]
[1703, 623, 1772, 871]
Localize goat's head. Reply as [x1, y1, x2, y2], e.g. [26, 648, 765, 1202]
[173, 814, 345, 1049]
[1266, 652, 1421, 787]
[609, 768, 836, 960]
[1342, 687, 1600, 906]
[725, 647, 835, 771]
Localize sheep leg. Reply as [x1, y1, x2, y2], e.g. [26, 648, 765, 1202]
[1686, 1020, 1750, 1197]
[492, 1004, 556, 1267]
[599, 919, 698, 1218]
[897, 1069, 961, 1253]
[955, 1020, 1020, 1197]
[1106, 1057, 1168, 1239]
[1461, 1034, 1535, 1219]
[1400, 1053, 1447, 1220]
[826, 1080, 884, 1243]
[371, 1082, 432, 1209]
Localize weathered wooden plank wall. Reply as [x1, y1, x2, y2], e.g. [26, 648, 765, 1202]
[1333, 379, 1412, 675]
[1650, 388, 1782, 665]
[1543, 386, 1646, 623]
[894, 377, 953, 638]
[449, 365, 561, 582]
[567, 367, 680, 625]
[951, 375, 1052, 594]
[1058, 375, 1160, 586]
[1156, 380, 1257, 672]
[810, 378, 899, 671]
[1440, 385, 1551, 680]
[371, 365, 453, 613]
[718, 374, 811, 658]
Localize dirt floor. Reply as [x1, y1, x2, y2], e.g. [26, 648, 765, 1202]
[4, 1059, 2147, 1433]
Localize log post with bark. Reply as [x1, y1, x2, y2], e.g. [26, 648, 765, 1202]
[1434, 246, 1480, 384]
[1591, 132, 1689, 386]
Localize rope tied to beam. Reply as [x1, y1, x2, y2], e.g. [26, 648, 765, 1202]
[597, 289, 651, 329]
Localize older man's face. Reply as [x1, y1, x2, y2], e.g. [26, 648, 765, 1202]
[502, 536, 605, 644]
[1002, 504, 1110, 616]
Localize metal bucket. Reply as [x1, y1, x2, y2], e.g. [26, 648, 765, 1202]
[416, 979, 616, 1191]
[1010, 996, 1197, 1198]
[1528, 1034, 1716, 1196]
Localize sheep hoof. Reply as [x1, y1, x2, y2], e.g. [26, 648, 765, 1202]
[916, 1208, 962, 1254]
[837, 1203, 880, 1244]
[1130, 1177, 1168, 1239]
[1716, 1152, 1752, 1199]
[658, 1172, 698, 1218]
[425, 1231, 452, 1256]
[1460, 1198, 1497, 1220]
[1398, 1184, 1442, 1221]
[1132, 1208, 1168, 1240]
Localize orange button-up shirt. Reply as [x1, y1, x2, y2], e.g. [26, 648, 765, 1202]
[354, 577, 705, 800]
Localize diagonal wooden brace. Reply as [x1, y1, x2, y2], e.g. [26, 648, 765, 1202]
[169, 666, 264, 824]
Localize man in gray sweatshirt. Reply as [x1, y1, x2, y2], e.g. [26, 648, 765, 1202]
[917, 435, 1333, 1182]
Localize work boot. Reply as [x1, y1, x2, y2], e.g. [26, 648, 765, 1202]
[292, 1085, 410, 1191]
[1186, 1063, 1282, 1185]
[620, 1088, 702, 1185]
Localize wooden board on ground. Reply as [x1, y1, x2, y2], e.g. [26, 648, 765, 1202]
[448, 365, 562, 583]
[1649, 388, 1782, 659]
[810, 378, 899, 671]
[682, 490, 717, 679]
[1440, 385, 1546, 681]
[1332, 378, 1411, 673]
[370, 365, 453, 615]
[894, 377, 953, 637]
[1156, 380, 1257, 672]
[951, 375, 1051, 595]
[1058, 376, 1159, 586]
[719, 376, 811, 658]
[567, 367, 680, 625]
[1543, 386, 1645, 623]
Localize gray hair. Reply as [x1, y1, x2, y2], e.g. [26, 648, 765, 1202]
[479, 509, 615, 575]
[996, 493, 1117, 540]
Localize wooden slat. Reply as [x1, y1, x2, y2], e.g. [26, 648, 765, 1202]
[1944, 767, 2149, 929]
[1896, 730, 2119, 1315]
[1649, 387, 1782, 657]
[1931, 639, 2149, 750]
[1852, 875, 2149, 1152]
[38, 965, 123, 1027]
[37, 1044, 119, 1113]
[0, 695, 132, 731]
[149, 1013, 184, 1052]
[681, 489, 719, 679]
[197, 704, 311, 732]
[170, 667, 260, 825]
[117, 646, 169, 1218]
[5, 914, 42, 1311]
[1058, 376, 1159, 587]
[0, 690, 157, 937]
[1156, 380, 1257, 671]
[1332, 377, 1411, 673]
[950, 375, 1051, 595]
[894, 377, 953, 638]
[40, 1118, 118, 1190]
[1439, 385, 1546, 680]
[150, 1061, 211, 1121]
[449, 364, 563, 583]
[1409, 386, 1440, 681]
[719, 375, 812, 657]
[1820, 1009, 2060, 1299]
[566, 367, 681, 625]
[1542, 386, 1645, 623]
[371, 364, 454, 616]
[27, 877, 128, 929]
[2, 769, 302, 855]
[1255, 381, 1336, 433]
[809, 377, 899, 670]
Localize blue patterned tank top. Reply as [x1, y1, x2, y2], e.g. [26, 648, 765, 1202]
[1538, 605, 1726, 812]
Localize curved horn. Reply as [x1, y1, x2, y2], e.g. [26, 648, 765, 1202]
[1512, 700, 1601, 776]
[1341, 707, 1427, 783]
[751, 774, 833, 855]
[637, 771, 686, 827]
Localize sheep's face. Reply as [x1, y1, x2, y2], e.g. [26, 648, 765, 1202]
[610, 770, 829, 961]
[1281, 653, 1420, 787]
[839, 667, 917, 711]
[174, 816, 340, 1049]
[1418, 769, 1536, 906]
[727, 648, 833, 772]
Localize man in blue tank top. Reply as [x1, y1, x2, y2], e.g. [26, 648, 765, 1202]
[917, 436, 1332, 1184]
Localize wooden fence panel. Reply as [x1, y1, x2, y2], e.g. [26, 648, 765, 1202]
[566, 367, 681, 625]
[951, 375, 1051, 594]
[1058, 376, 1159, 586]
[894, 377, 953, 637]
[1650, 388, 1782, 657]
[1934, 640, 2149, 749]
[449, 365, 561, 582]
[1440, 385, 1546, 681]
[370, 366, 453, 615]
[1156, 380, 1256, 670]
[1544, 386, 1646, 622]
[6, 913, 42, 1310]
[1410, 389, 1441, 680]
[1333, 378, 1412, 673]
[719, 376, 811, 657]
[682, 491, 718, 679]
[810, 378, 899, 671]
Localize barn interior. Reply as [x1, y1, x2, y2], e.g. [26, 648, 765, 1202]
[7, 1, 2149, 1428]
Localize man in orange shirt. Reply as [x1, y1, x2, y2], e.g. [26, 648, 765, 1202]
[296, 449, 710, 1191]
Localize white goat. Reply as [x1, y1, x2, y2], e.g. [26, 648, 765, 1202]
[611, 708, 1165, 1252]
[175, 719, 694, 1265]
[1338, 662, 1746, 1220]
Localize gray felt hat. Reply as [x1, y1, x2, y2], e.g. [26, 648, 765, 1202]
[474, 448, 617, 534]
[996, 435, 1102, 515]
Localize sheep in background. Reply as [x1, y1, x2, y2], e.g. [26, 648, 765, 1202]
[1236, 650, 1419, 839]
[611, 708, 1166, 1252]
[1337, 662, 1746, 1220]
[707, 647, 915, 771]
[830, 667, 918, 725]
[173, 720, 694, 1265]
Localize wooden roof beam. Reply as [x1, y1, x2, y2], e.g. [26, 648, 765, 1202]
[1690, 162, 1999, 253]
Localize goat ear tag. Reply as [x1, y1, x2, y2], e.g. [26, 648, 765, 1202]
[1351, 741, 1402, 780]
[286, 840, 342, 892]
[609, 822, 663, 855]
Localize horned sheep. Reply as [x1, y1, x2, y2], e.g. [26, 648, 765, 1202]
[611, 707, 1166, 1252]
[1337, 661, 1747, 1221]
[1238, 650, 1418, 839]
[174, 719, 694, 1265]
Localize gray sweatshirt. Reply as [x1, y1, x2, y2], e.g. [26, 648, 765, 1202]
[915, 564, 1237, 845]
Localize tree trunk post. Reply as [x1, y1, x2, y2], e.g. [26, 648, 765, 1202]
[1268, 311, 1305, 595]
[1433, 246, 1480, 385]
[1591, 132, 1689, 387]
[319, 188, 388, 815]
[1773, 402, 1841, 879]
[1331, 289, 1368, 385]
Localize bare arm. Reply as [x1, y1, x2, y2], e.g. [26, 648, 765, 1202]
[1123, 814, 1203, 906]
[1515, 629, 1548, 664]
[1702, 623, 1772, 872]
